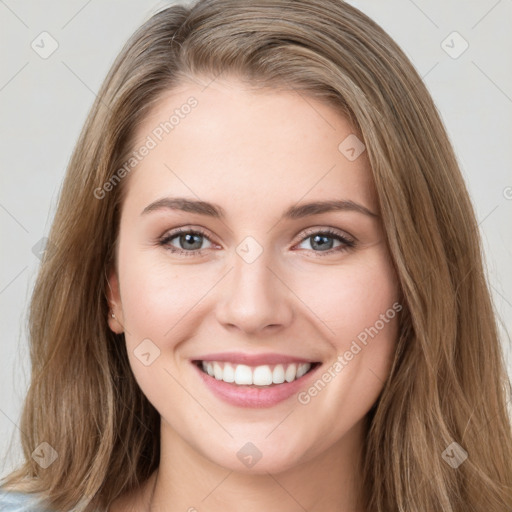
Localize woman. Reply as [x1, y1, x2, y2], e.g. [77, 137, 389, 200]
[1, 0, 511, 510]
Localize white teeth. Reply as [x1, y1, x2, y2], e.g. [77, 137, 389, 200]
[253, 365, 273, 386]
[204, 361, 214, 377]
[200, 361, 312, 386]
[296, 363, 310, 378]
[222, 362, 235, 383]
[285, 363, 297, 382]
[213, 362, 223, 380]
[234, 364, 253, 385]
[272, 364, 285, 384]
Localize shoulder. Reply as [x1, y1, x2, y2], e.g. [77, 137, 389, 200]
[0, 491, 53, 512]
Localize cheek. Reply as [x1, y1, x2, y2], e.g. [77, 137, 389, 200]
[291, 252, 400, 426]
[118, 247, 211, 343]
[117, 246, 211, 409]
[292, 252, 399, 346]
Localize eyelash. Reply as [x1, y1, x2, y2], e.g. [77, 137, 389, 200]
[157, 227, 356, 258]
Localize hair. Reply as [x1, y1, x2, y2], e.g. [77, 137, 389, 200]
[2, 0, 512, 510]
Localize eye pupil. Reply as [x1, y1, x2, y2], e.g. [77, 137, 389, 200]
[311, 234, 333, 251]
[180, 233, 203, 250]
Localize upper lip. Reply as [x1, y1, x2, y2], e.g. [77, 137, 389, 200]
[193, 352, 319, 366]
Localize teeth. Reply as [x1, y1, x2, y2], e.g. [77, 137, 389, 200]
[204, 361, 214, 377]
[234, 364, 253, 385]
[285, 363, 297, 383]
[213, 362, 223, 380]
[296, 363, 309, 378]
[200, 361, 312, 386]
[272, 364, 285, 384]
[253, 365, 273, 386]
[222, 362, 235, 383]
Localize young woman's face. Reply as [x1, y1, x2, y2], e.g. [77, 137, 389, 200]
[108, 76, 400, 474]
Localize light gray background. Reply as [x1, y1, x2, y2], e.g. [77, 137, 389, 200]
[1, 0, 511, 475]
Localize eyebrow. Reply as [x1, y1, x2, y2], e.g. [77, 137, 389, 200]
[141, 197, 378, 219]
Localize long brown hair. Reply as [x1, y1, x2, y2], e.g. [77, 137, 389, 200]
[2, 0, 512, 510]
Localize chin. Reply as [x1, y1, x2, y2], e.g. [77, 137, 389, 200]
[202, 439, 309, 475]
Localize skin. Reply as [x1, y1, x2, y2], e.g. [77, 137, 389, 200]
[107, 75, 400, 512]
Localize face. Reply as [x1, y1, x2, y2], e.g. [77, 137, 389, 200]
[107, 76, 400, 474]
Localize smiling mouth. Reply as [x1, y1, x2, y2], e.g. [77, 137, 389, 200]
[193, 360, 321, 387]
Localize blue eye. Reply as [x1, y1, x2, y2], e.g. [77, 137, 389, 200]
[158, 227, 356, 257]
[159, 228, 213, 256]
[294, 228, 356, 256]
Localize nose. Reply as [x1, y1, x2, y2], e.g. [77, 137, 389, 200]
[215, 249, 294, 335]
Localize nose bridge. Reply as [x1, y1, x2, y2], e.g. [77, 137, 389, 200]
[215, 239, 293, 333]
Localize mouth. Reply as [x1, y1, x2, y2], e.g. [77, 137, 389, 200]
[192, 360, 321, 387]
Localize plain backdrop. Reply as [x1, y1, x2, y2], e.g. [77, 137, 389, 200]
[1, 0, 511, 476]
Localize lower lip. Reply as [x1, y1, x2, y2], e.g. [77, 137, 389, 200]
[192, 362, 321, 408]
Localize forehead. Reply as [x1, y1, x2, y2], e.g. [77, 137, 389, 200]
[122, 78, 375, 218]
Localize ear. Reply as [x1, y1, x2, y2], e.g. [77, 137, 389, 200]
[106, 266, 124, 334]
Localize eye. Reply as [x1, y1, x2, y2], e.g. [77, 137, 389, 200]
[157, 226, 356, 257]
[294, 228, 356, 256]
[158, 228, 214, 256]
